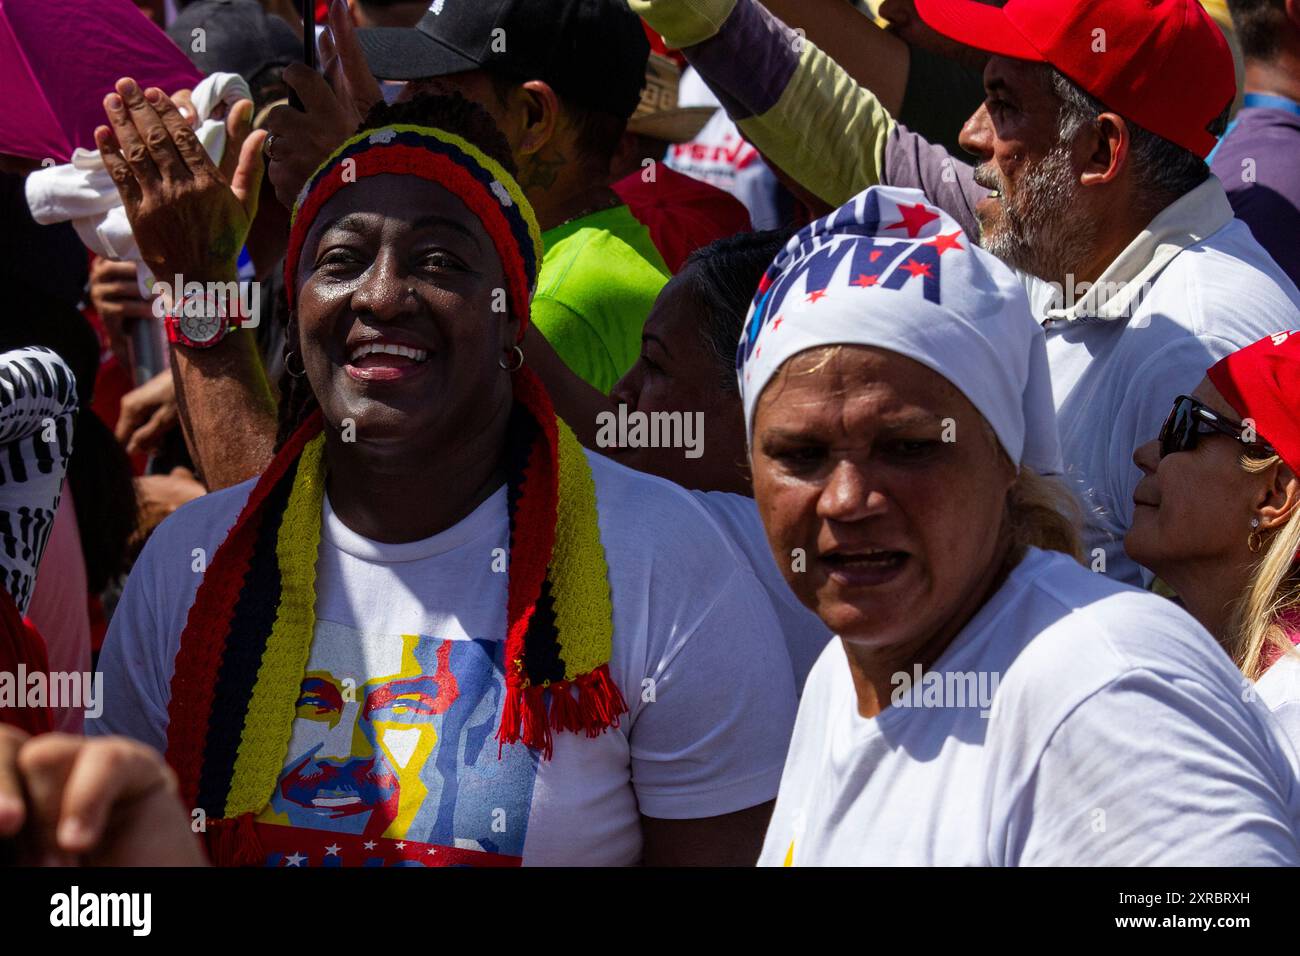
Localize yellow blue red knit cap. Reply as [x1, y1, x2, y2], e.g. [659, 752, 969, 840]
[283, 124, 543, 339]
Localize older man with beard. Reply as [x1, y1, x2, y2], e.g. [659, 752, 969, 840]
[632, 0, 1300, 585]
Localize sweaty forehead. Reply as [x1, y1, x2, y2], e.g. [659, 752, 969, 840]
[309, 174, 482, 239]
[758, 345, 966, 424]
[642, 274, 708, 337]
[983, 55, 1051, 100]
[296, 173, 499, 292]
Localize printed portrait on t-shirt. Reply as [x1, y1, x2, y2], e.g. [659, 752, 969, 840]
[255, 623, 540, 866]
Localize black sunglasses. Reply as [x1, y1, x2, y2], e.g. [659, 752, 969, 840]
[1158, 394, 1276, 460]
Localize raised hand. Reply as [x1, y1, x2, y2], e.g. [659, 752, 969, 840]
[115, 369, 179, 456]
[88, 257, 153, 369]
[94, 77, 267, 284]
[264, 0, 384, 209]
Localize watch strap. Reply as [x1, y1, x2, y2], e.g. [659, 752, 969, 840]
[163, 288, 243, 348]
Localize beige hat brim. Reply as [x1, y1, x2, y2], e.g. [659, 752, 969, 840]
[626, 106, 716, 144]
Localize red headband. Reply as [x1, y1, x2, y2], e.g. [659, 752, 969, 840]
[1208, 331, 1300, 476]
[284, 132, 542, 341]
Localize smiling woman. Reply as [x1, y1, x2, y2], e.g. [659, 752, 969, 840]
[272, 93, 525, 455]
[1125, 332, 1300, 749]
[69, 92, 799, 867]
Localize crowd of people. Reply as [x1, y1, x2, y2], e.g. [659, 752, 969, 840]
[0, 0, 1298, 867]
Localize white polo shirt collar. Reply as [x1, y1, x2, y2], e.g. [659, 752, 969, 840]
[1039, 177, 1235, 326]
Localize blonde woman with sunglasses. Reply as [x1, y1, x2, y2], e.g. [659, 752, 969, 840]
[1127, 331, 1300, 748]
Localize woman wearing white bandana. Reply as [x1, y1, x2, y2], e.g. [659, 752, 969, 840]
[746, 185, 1300, 866]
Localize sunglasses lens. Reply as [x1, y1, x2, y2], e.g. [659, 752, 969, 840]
[1160, 399, 1194, 457]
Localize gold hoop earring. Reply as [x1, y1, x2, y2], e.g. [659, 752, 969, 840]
[498, 345, 524, 372]
[285, 350, 307, 379]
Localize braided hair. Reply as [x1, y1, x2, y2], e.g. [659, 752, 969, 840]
[274, 92, 520, 450]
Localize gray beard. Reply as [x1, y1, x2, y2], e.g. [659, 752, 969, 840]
[976, 145, 1100, 284]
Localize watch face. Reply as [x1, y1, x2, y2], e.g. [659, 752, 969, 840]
[178, 307, 223, 345]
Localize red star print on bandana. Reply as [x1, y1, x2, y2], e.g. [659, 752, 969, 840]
[884, 202, 941, 238]
[927, 231, 965, 255]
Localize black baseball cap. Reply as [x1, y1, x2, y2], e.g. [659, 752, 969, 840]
[357, 0, 650, 119]
[167, 0, 300, 86]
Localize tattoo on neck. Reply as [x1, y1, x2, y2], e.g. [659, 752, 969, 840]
[520, 149, 566, 192]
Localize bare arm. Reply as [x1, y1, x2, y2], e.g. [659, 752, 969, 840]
[94, 4, 380, 488]
[522, 324, 615, 448]
[164, 1, 384, 485]
[96, 79, 278, 488]
[169, 307, 277, 487]
[641, 801, 774, 866]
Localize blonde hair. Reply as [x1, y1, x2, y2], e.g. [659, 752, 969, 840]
[1226, 453, 1300, 678]
[1005, 465, 1085, 563]
[982, 415, 1084, 563]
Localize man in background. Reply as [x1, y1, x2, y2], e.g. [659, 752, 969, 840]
[265, 0, 671, 393]
[610, 41, 752, 273]
[1213, 0, 1300, 287]
[359, 0, 673, 393]
[630, 0, 1300, 587]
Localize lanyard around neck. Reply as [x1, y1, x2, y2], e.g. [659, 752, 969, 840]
[1243, 92, 1300, 117]
[1207, 92, 1300, 163]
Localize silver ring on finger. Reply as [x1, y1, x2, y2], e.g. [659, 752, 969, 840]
[263, 133, 277, 159]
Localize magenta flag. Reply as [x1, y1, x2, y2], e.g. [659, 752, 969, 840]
[0, 0, 202, 163]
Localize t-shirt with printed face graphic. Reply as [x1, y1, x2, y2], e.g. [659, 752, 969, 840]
[92, 451, 796, 866]
[262, 625, 543, 864]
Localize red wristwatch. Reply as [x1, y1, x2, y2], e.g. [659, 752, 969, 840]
[163, 289, 240, 349]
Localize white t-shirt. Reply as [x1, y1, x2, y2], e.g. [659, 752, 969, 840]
[92, 451, 797, 867]
[691, 490, 832, 694]
[1256, 650, 1300, 756]
[759, 547, 1300, 866]
[1022, 183, 1300, 587]
[666, 68, 784, 232]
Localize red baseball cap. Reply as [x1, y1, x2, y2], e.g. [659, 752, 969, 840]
[913, 0, 1234, 157]
[1208, 331, 1300, 478]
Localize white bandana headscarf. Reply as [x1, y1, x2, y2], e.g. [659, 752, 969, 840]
[738, 185, 1062, 475]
